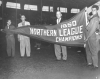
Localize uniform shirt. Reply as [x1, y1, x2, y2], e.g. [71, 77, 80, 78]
[18, 21, 30, 40]
[5, 25, 15, 37]
[86, 14, 99, 39]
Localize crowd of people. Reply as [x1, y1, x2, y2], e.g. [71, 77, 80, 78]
[0, 5, 100, 69]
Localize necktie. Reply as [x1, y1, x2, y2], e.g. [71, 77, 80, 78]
[58, 19, 60, 23]
[22, 22, 25, 26]
[57, 19, 61, 24]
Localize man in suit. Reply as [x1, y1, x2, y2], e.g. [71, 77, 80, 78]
[85, 5, 100, 68]
[54, 11, 67, 60]
[18, 15, 31, 57]
[5, 20, 15, 57]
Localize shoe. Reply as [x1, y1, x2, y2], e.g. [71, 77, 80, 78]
[88, 63, 92, 66]
[62, 58, 67, 61]
[62, 56, 67, 61]
[37, 48, 40, 50]
[93, 66, 98, 70]
[20, 56, 24, 58]
[94, 65, 98, 68]
[27, 56, 31, 58]
[77, 50, 81, 52]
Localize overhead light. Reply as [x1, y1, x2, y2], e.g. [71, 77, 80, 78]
[71, 8, 80, 13]
[42, 6, 49, 12]
[24, 4, 38, 11]
[0, 17, 2, 20]
[0, 0, 2, 6]
[6, 2, 21, 9]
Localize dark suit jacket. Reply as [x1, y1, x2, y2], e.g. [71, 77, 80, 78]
[59, 18, 64, 23]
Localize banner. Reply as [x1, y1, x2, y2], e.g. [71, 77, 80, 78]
[7, 8, 86, 46]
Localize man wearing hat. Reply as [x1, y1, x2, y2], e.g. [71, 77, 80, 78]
[18, 15, 31, 57]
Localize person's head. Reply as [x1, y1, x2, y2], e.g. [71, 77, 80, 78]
[91, 5, 99, 15]
[56, 11, 62, 19]
[21, 15, 26, 21]
[7, 19, 11, 26]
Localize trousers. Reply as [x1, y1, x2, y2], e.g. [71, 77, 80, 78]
[85, 36, 99, 66]
[54, 44, 67, 60]
[6, 36, 15, 56]
[20, 38, 31, 57]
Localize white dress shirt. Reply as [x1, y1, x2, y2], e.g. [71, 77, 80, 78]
[57, 18, 61, 24]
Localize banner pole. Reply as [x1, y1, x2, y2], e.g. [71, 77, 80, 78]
[85, 7, 89, 26]
[84, 7, 88, 48]
[16, 0, 17, 27]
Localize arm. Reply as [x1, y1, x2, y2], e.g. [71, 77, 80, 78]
[27, 22, 30, 25]
[2, 26, 7, 33]
[18, 23, 21, 41]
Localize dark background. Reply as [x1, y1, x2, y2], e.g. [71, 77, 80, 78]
[0, 0, 99, 28]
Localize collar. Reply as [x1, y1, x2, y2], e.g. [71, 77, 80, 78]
[90, 14, 99, 20]
[22, 21, 26, 23]
[57, 18, 61, 21]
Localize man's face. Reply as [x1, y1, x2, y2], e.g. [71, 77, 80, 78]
[7, 20, 11, 25]
[92, 8, 98, 15]
[56, 12, 62, 19]
[21, 16, 25, 21]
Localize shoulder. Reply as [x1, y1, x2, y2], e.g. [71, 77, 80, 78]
[18, 22, 21, 25]
[18, 22, 22, 26]
[25, 21, 30, 23]
[90, 17, 99, 23]
[25, 21, 30, 25]
[93, 17, 99, 21]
